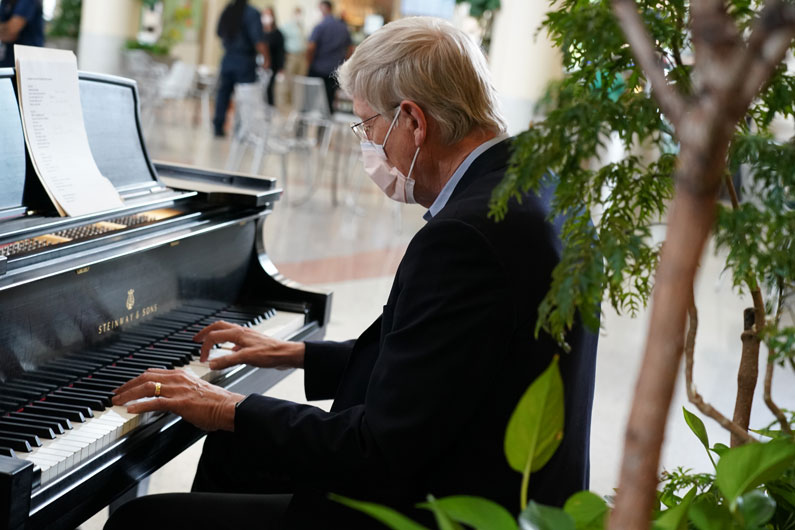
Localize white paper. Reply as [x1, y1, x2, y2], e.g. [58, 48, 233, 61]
[14, 45, 123, 217]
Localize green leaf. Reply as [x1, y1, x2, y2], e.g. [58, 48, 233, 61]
[418, 496, 518, 530]
[329, 494, 431, 530]
[688, 498, 736, 530]
[766, 481, 795, 511]
[563, 491, 608, 530]
[652, 487, 697, 530]
[519, 501, 576, 530]
[736, 490, 776, 528]
[504, 355, 565, 474]
[683, 408, 710, 450]
[715, 439, 795, 508]
[417, 495, 463, 530]
[711, 443, 730, 458]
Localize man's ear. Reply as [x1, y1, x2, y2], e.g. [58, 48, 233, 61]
[399, 100, 426, 148]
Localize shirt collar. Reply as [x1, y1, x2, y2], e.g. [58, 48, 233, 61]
[423, 133, 510, 221]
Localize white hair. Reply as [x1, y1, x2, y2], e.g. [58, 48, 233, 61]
[336, 17, 506, 144]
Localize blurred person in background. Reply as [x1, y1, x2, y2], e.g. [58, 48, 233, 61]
[213, 0, 270, 137]
[261, 7, 284, 107]
[0, 0, 43, 68]
[306, 0, 351, 112]
[279, 6, 306, 106]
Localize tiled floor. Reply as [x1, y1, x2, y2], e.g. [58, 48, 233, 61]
[81, 103, 794, 528]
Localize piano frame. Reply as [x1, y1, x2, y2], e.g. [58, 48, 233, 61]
[0, 69, 331, 530]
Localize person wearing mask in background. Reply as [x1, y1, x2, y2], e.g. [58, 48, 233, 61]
[306, 1, 351, 112]
[0, 0, 43, 68]
[213, 0, 270, 137]
[279, 7, 306, 106]
[261, 7, 284, 107]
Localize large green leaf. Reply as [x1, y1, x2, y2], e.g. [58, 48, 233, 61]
[715, 439, 795, 508]
[419, 496, 518, 530]
[519, 501, 575, 530]
[504, 356, 565, 474]
[563, 491, 608, 530]
[736, 490, 776, 528]
[652, 487, 696, 530]
[329, 494, 431, 530]
[688, 498, 737, 530]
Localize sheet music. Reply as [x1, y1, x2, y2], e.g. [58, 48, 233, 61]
[14, 45, 123, 217]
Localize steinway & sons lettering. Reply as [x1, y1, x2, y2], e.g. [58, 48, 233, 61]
[97, 304, 158, 335]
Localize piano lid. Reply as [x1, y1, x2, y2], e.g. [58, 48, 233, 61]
[0, 68, 161, 219]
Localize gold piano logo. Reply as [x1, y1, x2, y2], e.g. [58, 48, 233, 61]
[97, 292, 159, 335]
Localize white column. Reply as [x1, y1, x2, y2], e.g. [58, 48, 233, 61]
[77, 0, 140, 75]
[488, 0, 562, 135]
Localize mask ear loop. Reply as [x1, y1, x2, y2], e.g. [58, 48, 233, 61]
[406, 146, 421, 180]
[381, 107, 402, 148]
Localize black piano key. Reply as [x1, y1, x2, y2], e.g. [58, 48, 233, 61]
[73, 380, 118, 392]
[151, 341, 199, 353]
[0, 420, 55, 439]
[76, 351, 121, 363]
[10, 411, 71, 430]
[90, 372, 132, 385]
[0, 437, 31, 453]
[0, 429, 41, 447]
[49, 359, 101, 372]
[46, 393, 105, 411]
[112, 335, 151, 347]
[59, 387, 113, 407]
[25, 404, 86, 423]
[123, 329, 166, 341]
[102, 365, 144, 377]
[82, 375, 126, 387]
[146, 347, 193, 362]
[4, 380, 55, 393]
[0, 397, 24, 410]
[39, 365, 88, 377]
[0, 386, 40, 400]
[99, 345, 138, 355]
[116, 359, 169, 371]
[35, 400, 93, 419]
[22, 372, 73, 385]
[71, 350, 118, 359]
[133, 352, 185, 366]
[0, 447, 15, 457]
[3, 414, 64, 434]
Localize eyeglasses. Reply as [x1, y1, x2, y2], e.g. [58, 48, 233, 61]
[350, 113, 380, 142]
[350, 106, 400, 142]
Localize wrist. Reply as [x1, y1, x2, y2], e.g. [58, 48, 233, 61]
[224, 393, 247, 432]
[288, 341, 306, 368]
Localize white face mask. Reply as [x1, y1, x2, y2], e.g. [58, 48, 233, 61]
[359, 108, 421, 204]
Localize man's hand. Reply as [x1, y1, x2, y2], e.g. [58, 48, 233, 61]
[112, 368, 244, 431]
[0, 16, 27, 43]
[193, 320, 305, 370]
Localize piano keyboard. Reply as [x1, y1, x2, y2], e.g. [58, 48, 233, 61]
[0, 301, 305, 484]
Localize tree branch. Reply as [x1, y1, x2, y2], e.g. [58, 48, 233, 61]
[763, 278, 793, 435]
[736, 1, 795, 116]
[684, 292, 754, 444]
[611, 0, 686, 128]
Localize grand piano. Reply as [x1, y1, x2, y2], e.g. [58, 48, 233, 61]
[0, 68, 331, 530]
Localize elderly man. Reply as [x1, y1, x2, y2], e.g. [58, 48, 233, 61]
[106, 17, 598, 530]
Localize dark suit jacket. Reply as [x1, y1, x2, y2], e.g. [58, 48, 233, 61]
[233, 139, 599, 527]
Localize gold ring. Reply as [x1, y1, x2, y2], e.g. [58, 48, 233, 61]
[154, 381, 161, 398]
